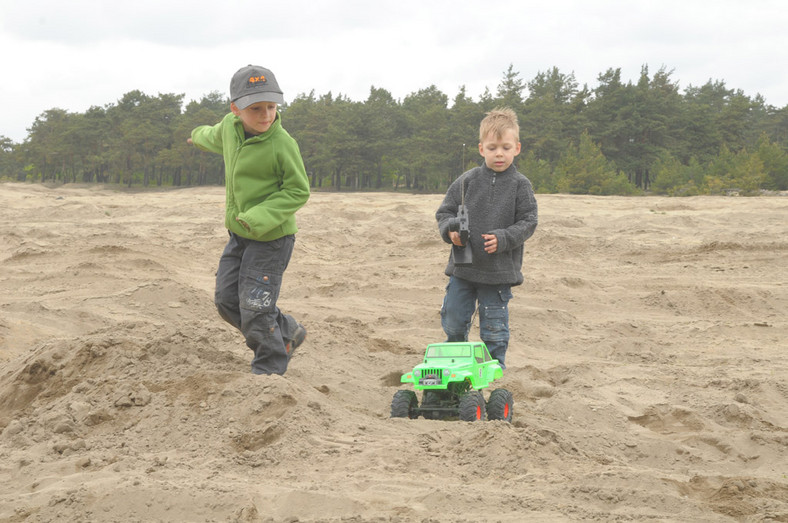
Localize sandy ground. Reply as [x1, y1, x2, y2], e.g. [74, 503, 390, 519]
[0, 182, 786, 522]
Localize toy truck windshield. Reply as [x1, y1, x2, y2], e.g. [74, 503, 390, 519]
[425, 345, 472, 358]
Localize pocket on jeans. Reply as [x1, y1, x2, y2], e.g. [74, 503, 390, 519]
[240, 270, 281, 312]
[483, 304, 507, 321]
[481, 304, 508, 338]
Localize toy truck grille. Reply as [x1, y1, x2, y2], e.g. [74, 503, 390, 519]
[418, 368, 445, 386]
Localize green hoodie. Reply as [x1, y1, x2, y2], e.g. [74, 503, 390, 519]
[191, 112, 310, 241]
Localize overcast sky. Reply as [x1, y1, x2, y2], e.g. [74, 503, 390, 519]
[2, 0, 787, 143]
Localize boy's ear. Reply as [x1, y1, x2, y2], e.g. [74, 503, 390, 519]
[230, 102, 241, 116]
[478, 142, 484, 156]
[515, 142, 522, 155]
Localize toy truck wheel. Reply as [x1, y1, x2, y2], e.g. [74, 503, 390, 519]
[391, 390, 419, 419]
[487, 388, 514, 422]
[458, 391, 486, 422]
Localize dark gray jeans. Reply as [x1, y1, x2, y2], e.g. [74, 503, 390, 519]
[215, 232, 299, 375]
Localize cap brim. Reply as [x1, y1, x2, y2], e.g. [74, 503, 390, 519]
[233, 92, 285, 109]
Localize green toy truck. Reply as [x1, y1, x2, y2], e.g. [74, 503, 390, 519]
[390, 341, 513, 422]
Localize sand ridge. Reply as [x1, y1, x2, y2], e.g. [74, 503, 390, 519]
[0, 183, 786, 521]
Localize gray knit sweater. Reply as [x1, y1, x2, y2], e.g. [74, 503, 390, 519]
[436, 163, 538, 286]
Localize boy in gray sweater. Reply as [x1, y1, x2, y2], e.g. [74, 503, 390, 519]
[436, 108, 538, 368]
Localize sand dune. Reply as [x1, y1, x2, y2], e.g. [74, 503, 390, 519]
[1, 183, 786, 521]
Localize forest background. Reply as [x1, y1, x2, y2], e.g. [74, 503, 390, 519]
[1, 65, 787, 196]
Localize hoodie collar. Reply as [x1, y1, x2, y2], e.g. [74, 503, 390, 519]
[481, 162, 517, 177]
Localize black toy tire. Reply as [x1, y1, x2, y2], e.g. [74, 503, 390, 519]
[458, 390, 486, 422]
[391, 390, 419, 419]
[487, 388, 514, 422]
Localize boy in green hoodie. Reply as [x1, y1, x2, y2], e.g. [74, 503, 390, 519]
[188, 65, 310, 375]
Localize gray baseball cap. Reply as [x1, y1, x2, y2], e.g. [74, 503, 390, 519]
[230, 65, 284, 109]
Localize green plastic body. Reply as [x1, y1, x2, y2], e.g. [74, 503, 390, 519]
[400, 342, 503, 391]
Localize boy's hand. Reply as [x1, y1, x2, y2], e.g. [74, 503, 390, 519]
[482, 233, 498, 253]
[449, 231, 464, 246]
[236, 217, 251, 232]
[186, 138, 193, 145]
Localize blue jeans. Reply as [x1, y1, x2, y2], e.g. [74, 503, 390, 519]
[440, 276, 513, 368]
[214, 232, 299, 375]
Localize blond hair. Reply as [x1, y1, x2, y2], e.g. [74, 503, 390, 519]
[479, 107, 520, 142]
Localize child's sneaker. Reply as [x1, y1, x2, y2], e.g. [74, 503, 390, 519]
[285, 324, 307, 357]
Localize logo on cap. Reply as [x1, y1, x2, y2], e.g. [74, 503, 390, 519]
[248, 75, 267, 87]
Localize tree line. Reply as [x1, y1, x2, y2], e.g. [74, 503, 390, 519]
[1, 65, 787, 195]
